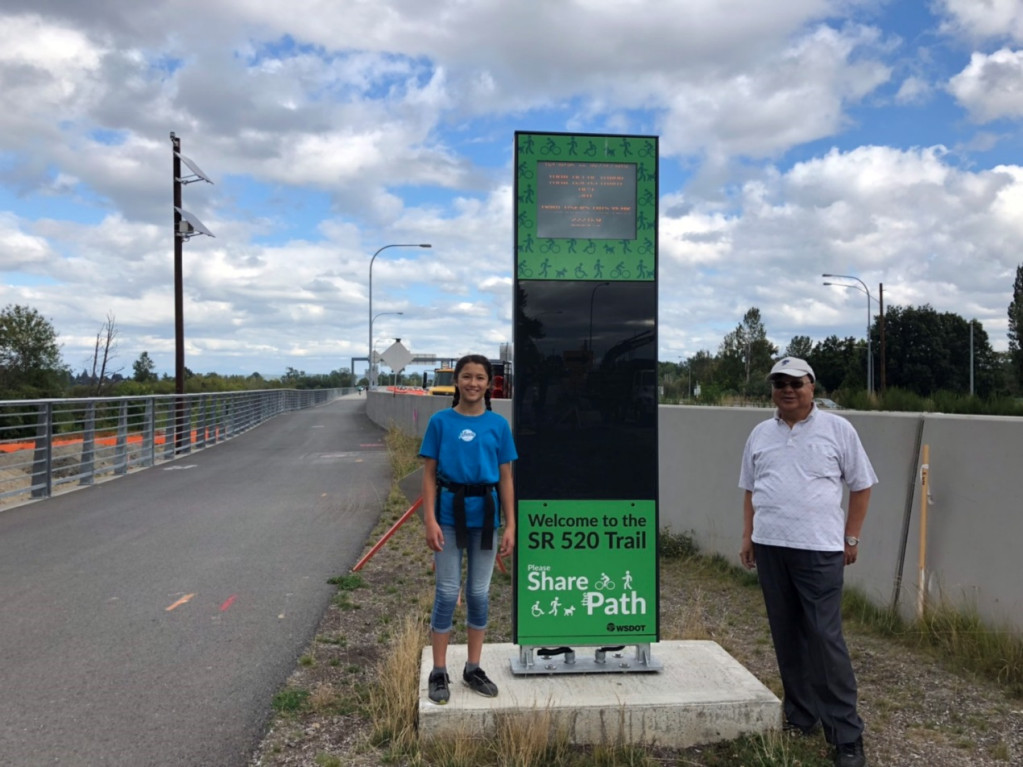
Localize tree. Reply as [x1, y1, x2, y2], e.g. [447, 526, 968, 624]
[1009, 264, 1023, 393]
[785, 335, 814, 360]
[810, 335, 861, 393]
[718, 307, 777, 394]
[88, 313, 122, 395]
[133, 351, 157, 383]
[0, 304, 66, 396]
[882, 305, 998, 397]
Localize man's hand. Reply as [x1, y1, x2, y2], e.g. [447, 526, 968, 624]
[740, 536, 756, 570]
[844, 542, 859, 566]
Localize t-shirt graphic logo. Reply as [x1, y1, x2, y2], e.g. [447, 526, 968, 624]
[458, 429, 477, 442]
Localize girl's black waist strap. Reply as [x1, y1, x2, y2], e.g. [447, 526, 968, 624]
[437, 479, 498, 550]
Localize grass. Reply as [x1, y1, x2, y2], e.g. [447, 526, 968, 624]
[274, 424, 1023, 766]
[271, 688, 310, 714]
[841, 587, 1023, 698]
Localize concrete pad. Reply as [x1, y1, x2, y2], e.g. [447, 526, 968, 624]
[419, 641, 781, 749]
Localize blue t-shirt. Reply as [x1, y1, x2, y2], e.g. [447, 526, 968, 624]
[419, 408, 517, 529]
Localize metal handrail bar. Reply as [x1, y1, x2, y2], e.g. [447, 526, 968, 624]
[0, 388, 350, 508]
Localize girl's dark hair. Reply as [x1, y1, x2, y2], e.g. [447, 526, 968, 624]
[451, 354, 493, 410]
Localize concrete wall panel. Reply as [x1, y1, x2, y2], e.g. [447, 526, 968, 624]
[367, 392, 1023, 634]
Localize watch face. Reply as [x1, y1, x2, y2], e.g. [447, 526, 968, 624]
[845, 536, 859, 546]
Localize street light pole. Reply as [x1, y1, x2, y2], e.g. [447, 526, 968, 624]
[370, 312, 404, 383]
[368, 243, 430, 387]
[823, 273, 875, 396]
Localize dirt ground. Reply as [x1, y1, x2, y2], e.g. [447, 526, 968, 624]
[247, 500, 1023, 767]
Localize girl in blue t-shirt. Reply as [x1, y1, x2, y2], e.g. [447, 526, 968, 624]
[419, 354, 517, 704]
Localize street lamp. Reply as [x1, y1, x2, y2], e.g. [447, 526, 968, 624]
[823, 273, 875, 395]
[368, 244, 430, 387]
[370, 312, 404, 385]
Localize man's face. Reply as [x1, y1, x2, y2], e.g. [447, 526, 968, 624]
[771, 374, 814, 418]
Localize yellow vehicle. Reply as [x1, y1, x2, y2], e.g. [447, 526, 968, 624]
[427, 367, 456, 396]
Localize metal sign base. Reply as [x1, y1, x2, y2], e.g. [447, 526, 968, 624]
[510, 644, 662, 675]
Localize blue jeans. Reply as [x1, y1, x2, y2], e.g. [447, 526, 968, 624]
[431, 526, 498, 634]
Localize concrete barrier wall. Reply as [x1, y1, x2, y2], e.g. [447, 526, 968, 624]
[367, 391, 1023, 634]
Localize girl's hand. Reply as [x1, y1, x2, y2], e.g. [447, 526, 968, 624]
[425, 519, 444, 552]
[498, 527, 515, 557]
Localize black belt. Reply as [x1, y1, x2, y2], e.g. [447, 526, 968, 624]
[437, 479, 498, 550]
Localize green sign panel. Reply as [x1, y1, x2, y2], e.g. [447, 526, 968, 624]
[515, 132, 657, 282]
[517, 499, 657, 646]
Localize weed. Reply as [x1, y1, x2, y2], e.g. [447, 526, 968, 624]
[332, 592, 359, 610]
[271, 688, 309, 714]
[327, 573, 365, 590]
[658, 527, 699, 559]
[367, 613, 426, 755]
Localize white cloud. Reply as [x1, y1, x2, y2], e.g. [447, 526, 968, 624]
[938, 0, 1023, 43]
[1, 1, 1021, 376]
[949, 48, 1023, 122]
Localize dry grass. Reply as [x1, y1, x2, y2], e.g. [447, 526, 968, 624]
[249, 430, 1023, 767]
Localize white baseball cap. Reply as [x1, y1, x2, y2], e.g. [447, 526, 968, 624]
[767, 357, 815, 382]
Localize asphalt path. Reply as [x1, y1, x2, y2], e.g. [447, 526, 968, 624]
[0, 396, 392, 766]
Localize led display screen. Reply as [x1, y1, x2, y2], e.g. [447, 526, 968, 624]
[536, 161, 637, 240]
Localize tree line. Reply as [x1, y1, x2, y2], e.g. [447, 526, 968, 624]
[663, 264, 1023, 411]
[0, 304, 357, 399]
[3, 262, 1023, 406]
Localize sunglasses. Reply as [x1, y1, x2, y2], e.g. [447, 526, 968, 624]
[771, 378, 808, 390]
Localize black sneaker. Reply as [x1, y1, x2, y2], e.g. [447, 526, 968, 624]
[428, 670, 450, 704]
[783, 720, 821, 737]
[834, 736, 867, 767]
[462, 666, 498, 697]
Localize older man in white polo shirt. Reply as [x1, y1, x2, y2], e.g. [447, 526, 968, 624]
[739, 357, 877, 767]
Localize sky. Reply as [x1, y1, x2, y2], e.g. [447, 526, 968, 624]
[3, 0, 1023, 380]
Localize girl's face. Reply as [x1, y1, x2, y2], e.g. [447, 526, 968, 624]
[456, 362, 490, 406]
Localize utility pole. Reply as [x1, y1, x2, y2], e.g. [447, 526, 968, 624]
[171, 133, 184, 397]
[879, 282, 886, 395]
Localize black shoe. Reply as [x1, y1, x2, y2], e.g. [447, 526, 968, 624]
[462, 666, 498, 697]
[428, 670, 450, 704]
[834, 736, 867, 767]
[783, 720, 821, 737]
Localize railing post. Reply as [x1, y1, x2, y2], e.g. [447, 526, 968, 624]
[143, 398, 155, 467]
[180, 397, 192, 454]
[115, 400, 128, 475]
[163, 399, 174, 460]
[196, 396, 207, 450]
[79, 401, 96, 486]
[31, 403, 53, 499]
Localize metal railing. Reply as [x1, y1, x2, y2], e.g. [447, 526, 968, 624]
[0, 388, 348, 508]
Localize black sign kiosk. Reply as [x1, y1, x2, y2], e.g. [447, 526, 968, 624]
[512, 131, 660, 674]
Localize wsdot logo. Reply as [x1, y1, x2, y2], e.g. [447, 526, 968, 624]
[606, 623, 646, 632]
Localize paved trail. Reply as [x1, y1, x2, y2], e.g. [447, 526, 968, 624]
[0, 397, 389, 767]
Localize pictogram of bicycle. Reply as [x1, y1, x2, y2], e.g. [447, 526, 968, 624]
[540, 138, 561, 155]
[609, 262, 631, 279]
[594, 573, 616, 590]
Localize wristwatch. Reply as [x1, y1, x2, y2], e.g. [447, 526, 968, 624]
[845, 536, 859, 546]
